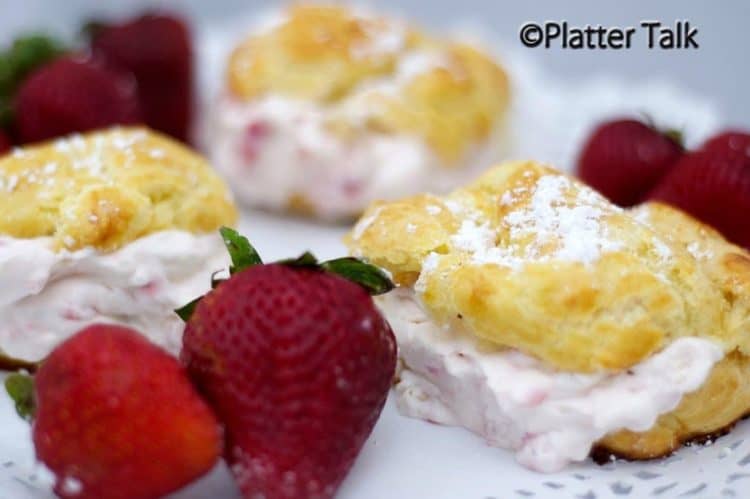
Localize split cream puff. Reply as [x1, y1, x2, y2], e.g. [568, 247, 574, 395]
[346, 160, 750, 472]
[207, 4, 510, 220]
[0, 127, 237, 363]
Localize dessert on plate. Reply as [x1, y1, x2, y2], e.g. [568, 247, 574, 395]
[206, 4, 510, 220]
[346, 160, 750, 472]
[0, 127, 237, 363]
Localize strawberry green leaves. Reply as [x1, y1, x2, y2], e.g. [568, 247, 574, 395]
[5, 373, 35, 421]
[320, 258, 394, 295]
[175, 297, 201, 322]
[220, 227, 262, 274]
[277, 251, 318, 268]
[175, 227, 394, 322]
[0, 35, 66, 127]
[278, 252, 394, 295]
[1, 351, 39, 422]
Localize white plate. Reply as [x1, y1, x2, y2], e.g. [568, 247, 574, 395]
[0, 6, 745, 499]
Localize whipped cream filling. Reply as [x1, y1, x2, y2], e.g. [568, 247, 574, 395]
[206, 93, 505, 220]
[378, 287, 723, 472]
[0, 230, 228, 361]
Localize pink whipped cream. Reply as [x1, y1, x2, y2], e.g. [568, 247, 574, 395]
[206, 93, 506, 220]
[378, 287, 723, 472]
[0, 230, 228, 361]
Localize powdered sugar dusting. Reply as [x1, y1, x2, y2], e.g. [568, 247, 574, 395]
[351, 206, 383, 241]
[445, 174, 622, 272]
[652, 237, 673, 262]
[687, 241, 714, 261]
[450, 218, 509, 265]
[349, 16, 406, 61]
[522, 176, 623, 261]
[415, 252, 440, 293]
[443, 199, 465, 215]
[499, 190, 515, 206]
[0, 128, 170, 194]
[632, 208, 653, 228]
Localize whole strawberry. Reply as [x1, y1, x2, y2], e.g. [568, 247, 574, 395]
[14, 54, 142, 144]
[180, 229, 396, 499]
[649, 148, 750, 250]
[90, 13, 193, 142]
[699, 130, 750, 158]
[577, 118, 683, 207]
[26, 324, 222, 499]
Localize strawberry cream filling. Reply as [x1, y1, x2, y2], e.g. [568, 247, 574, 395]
[377, 287, 723, 473]
[0, 230, 228, 361]
[205, 50, 507, 220]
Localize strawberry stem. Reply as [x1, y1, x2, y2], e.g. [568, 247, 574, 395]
[4, 373, 34, 421]
[80, 20, 108, 42]
[663, 128, 684, 148]
[0, 351, 39, 372]
[277, 251, 319, 267]
[175, 228, 395, 322]
[210, 269, 226, 289]
[638, 112, 684, 149]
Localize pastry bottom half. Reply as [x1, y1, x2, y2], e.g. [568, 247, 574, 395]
[595, 350, 750, 461]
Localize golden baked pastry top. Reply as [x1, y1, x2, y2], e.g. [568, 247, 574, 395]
[226, 4, 510, 163]
[0, 127, 238, 252]
[630, 202, 750, 358]
[346, 160, 750, 372]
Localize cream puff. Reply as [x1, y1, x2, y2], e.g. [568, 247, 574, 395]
[0, 127, 237, 363]
[346, 160, 750, 471]
[206, 4, 510, 220]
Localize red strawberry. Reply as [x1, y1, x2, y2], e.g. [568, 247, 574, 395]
[31, 324, 222, 499]
[0, 130, 11, 154]
[577, 119, 684, 207]
[181, 230, 396, 499]
[90, 13, 193, 142]
[649, 150, 750, 250]
[14, 54, 142, 144]
[699, 130, 750, 158]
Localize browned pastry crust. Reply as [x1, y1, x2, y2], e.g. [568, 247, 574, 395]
[0, 127, 237, 251]
[593, 203, 750, 460]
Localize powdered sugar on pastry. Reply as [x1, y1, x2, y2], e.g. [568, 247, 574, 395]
[440, 173, 623, 271]
[503, 175, 622, 263]
[686, 240, 714, 261]
[348, 16, 406, 60]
